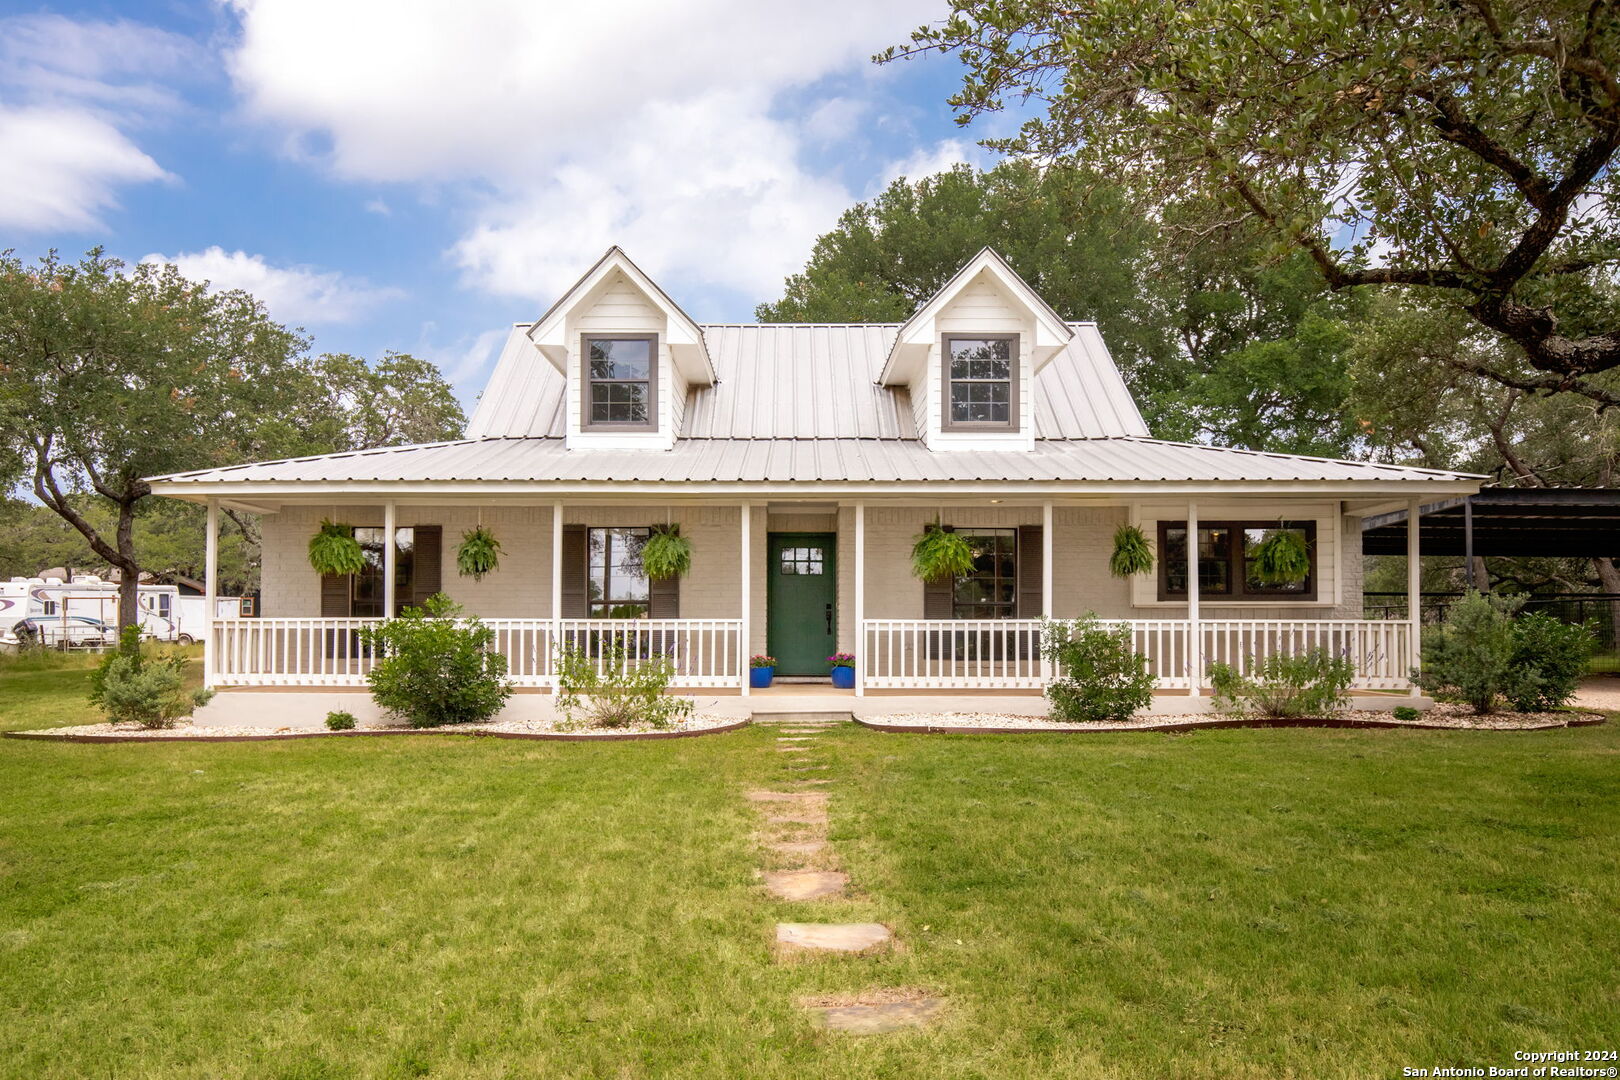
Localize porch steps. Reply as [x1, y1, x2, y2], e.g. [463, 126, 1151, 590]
[750, 711, 853, 726]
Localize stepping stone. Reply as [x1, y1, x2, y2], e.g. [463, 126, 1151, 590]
[776, 922, 891, 953]
[768, 839, 827, 857]
[777, 736, 813, 742]
[788, 778, 832, 786]
[745, 790, 826, 805]
[777, 746, 811, 754]
[766, 806, 828, 825]
[812, 998, 944, 1034]
[765, 870, 848, 901]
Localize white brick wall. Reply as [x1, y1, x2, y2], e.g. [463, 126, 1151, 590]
[259, 500, 1364, 626]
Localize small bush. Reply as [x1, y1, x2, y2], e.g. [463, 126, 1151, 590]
[325, 710, 357, 731]
[556, 639, 693, 729]
[1416, 591, 1519, 714]
[88, 625, 209, 728]
[1040, 615, 1156, 723]
[1210, 648, 1354, 720]
[1505, 613, 1595, 712]
[359, 594, 512, 728]
[1392, 705, 1421, 722]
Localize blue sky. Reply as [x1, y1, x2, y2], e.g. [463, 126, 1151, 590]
[0, 1, 1005, 408]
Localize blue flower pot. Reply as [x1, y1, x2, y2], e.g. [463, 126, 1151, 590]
[749, 667, 775, 688]
[830, 665, 855, 689]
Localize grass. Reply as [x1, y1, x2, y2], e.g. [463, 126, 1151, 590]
[1, 672, 1616, 1078]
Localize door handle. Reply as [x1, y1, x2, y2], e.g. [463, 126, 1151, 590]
[825, 603, 833, 635]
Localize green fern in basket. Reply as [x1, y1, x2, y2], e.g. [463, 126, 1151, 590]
[456, 524, 503, 581]
[1253, 528, 1311, 585]
[307, 520, 366, 576]
[1108, 524, 1154, 578]
[910, 521, 976, 583]
[642, 523, 692, 581]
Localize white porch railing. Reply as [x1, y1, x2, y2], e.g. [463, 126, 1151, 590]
[211, 617, 743, 688]
[861, 618, 1413, 692]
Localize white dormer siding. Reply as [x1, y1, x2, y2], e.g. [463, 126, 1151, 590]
[565, 271, 683, 450]
[922, 274, 1036, 451]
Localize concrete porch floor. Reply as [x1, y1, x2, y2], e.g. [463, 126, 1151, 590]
[192, 686, 1430, 730]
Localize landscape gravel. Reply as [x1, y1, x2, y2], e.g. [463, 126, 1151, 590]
[21, 713, 742, 740]
[863, 703, 1602, 732]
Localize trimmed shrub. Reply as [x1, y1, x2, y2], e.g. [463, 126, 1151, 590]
[1039, 615, 1156, 723]
[88, 626, 210, 728]
[1505, 613, 1595, 712]
[556, 640, 693, 729]
[1211, 648, 1354, 720]
[1417, 591, 1520, 714]
[359, 594, 512, 728]
[325, 710, 357, 731]
[1392, 705, 1421, 722]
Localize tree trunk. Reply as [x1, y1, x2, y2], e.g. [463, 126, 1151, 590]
[1593, 557, 1620, 654]
[116, 501, 140, 631]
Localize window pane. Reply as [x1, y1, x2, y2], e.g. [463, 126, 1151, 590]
[949, 338, 1010, 362]
[1244, 527, 1309, 592]
[588, 527, 651, 618]
[588, 338, 651, 380]
[952, 529, 1017, 618]
[1163, 526, 1232, 595]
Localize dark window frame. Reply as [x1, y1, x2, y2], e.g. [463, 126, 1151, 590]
[350, 525, 416, 617]
[580, 332, 659, 432]
[941, 332, 1020, 432]
[586, 525, 652, 619]
[951, 527, 1019, 619]
[1156, 520, 1318, 602]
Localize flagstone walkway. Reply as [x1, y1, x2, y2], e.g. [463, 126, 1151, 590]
[747, 713, 943, 1034]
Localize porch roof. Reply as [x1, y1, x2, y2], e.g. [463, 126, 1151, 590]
[148, 434, 1482, 499]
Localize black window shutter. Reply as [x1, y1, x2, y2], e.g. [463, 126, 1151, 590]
[320, 573, 350, 617]
[649, 570, 680, 617]
[561, 524, 588, 617]
[921, 523, 955, 620]
[1016, 524, 1043, 618]
[411, 526, 442, 607]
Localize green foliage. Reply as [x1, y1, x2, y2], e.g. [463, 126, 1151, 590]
[1108, 524, 1154, 578]
[1252, 529, 1311, 585]
[308, 520, 366, 576]
[1040, 615, 1156, 723]
[1506, 613, 1596, 712]
[1210, 649, 1354, 720]
[555, 641, 693, 729]
[890, 0, 1620, 395]
[1392, 705, 1421, 722]
[325, 710, 357, 731]
[455, 524, 503, 582]
[301, 351, 466, 452]
[87, 626, 208, 728]
[641, 524, 692, 581]
[1418, 592, 1521, 714]
[911, 522, 976, 583]
[359, 594, 512, 728]
[750, 654, 777, 669]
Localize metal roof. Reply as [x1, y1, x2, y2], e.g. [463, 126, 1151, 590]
[149, 435, 1479, 489]
[465, 321, 1149, 441]
[1363, 488, 1620, 557]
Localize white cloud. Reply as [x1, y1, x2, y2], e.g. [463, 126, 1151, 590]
[873, 138, 981, 193]
[141, 247, 403, 325]
[363, 198, 391, 216]
[414, 326, 509, 399]
[223, 0, 941, 302]
[0, 107, 169, 231]
[0, 13, 201, 232]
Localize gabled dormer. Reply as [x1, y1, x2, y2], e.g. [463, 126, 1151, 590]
[878, 248, 1074, 451]
[526, 247, 715, 450]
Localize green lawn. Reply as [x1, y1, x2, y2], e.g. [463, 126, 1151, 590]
[2, 665, 1616, 1078]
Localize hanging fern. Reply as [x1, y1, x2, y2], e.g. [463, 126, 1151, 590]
[642, 523, 692, 581]
[1253, 528, 1311, 585]
[910, 521, 976, 583]
[456, 524, 503, 581]
[1109, 524, 1154, 578]
[307, 520, 365, 576]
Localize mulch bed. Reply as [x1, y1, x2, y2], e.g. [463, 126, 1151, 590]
[857, 705, 1606, 736]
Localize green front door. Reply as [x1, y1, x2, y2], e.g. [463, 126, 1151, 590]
[767, 533, 837, 676]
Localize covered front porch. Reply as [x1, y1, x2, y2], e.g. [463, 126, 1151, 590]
[196, 494, 1430, 700]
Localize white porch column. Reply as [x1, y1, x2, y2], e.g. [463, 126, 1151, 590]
[854, 502, 866, 697]
[551, 501, 563, 693]
[1186, 500, 1201, 696]
[203, 498, 218, 690]
[740, 503, 752, 697]
[1041, 501, 1054, 683]
[382, 501, 398, 617]
[1407, 497, 1422, 683]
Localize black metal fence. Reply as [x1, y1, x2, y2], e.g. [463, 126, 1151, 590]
[1363, 592, 1620, 652]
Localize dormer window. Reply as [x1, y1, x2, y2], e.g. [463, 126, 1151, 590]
[942, 333, 1018, 431]
[582, 334, 657, 431]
